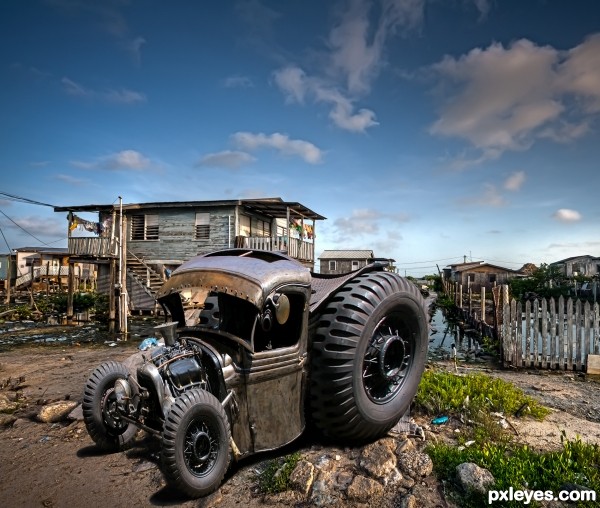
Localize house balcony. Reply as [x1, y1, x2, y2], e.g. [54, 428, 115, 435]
[68, 237, 118, 258]
[242, 236, 315, 263]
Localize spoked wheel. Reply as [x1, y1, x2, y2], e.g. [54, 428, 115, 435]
[82, 361, 138, 452]
[362, 313, 415, 404]
[310, 271, 428, 441]
[161, 389, 231, 498]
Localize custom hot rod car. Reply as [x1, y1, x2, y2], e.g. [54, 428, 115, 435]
[82, 249, 428, 497]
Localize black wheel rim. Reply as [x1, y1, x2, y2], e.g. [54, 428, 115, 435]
[101, 388, 128, 434]
[362, 313, 414, 404]
[183, 417, 220, 478]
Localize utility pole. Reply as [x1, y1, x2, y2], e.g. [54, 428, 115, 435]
[118, 197, 128, 335]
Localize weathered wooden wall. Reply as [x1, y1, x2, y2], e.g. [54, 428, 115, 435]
[126, 206, 238, 262]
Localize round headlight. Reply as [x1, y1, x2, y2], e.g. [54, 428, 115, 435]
[274, 293, 290, 325]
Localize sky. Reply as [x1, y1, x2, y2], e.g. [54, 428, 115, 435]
[1, 0, 599, 276]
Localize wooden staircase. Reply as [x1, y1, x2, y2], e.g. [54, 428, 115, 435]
[126, 254, 164, 298]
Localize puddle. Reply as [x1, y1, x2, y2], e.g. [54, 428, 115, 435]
[0, 317, 163, 348]
[427, 307, 489, 363]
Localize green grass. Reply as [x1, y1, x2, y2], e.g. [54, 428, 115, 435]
[428, 435, 600, 507]
[256, 451, 302, 494]
[415, 370, 549, 423]
[415, 370, 600, 506]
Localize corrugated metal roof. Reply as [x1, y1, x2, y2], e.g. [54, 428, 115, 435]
[54, 197, 326, 220]
[318, 249, 374, 260]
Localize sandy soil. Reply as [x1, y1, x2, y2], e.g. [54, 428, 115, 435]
[2, 336, 600, 508]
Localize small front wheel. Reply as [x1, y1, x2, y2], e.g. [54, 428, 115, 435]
[82, 361, 137, 452]
[161, 389, 231, 498]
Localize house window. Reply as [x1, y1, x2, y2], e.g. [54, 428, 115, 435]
[351, 260, 360, 271]
[195, 213, 210, 240]
[131, 214, 159, 240]
[239, 215, 251, 237]
[329, 260, 337, 271]
[488, 274, 497, 283]
[254, 219, 270, 237]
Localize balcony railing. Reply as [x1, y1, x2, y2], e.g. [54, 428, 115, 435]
[68, 237, 118, 258]
[243, 236, 314, 263]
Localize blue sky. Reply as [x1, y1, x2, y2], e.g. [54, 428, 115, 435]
[1, 0, 599, 276]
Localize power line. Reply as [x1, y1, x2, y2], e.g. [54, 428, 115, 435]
[0, 191, 55, 208]
[0, 209, 53, 247]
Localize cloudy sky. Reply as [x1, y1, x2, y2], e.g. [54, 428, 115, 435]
[1, 0, 599, 275]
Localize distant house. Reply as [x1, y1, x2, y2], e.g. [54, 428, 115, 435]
[54, 197, 325, 312]
[549, 255, 600, 278]
[0, 253, 16, 290]
[444, 261, 521, 291]
[318, 250, 374, 274]
[11, 247, 95, 291]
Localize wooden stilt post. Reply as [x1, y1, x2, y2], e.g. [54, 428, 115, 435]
[67, 261, 74, 324]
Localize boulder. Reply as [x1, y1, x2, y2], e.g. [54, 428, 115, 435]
[37, 400, 79, 423]
[456, 462, 495, 495]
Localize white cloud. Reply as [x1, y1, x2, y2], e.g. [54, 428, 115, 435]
[128, 36, 146, 67]
[71, 150, 151, 171]
[272, 0, 426, 132]
[232, 132, 324, 164]
[273, 65, 378, 132]
[327, 0, 425, 94]
[557, 33, 600, 113]
[428, 35, 600, 165]
[197, 150, 256, 169]
[2, 215, 64, 238]
[223, 75, 255, 88]
[331, 207, 410, 239]
[54, 173, 88, 186]
[459, 183, 506, 207]
[61, 77, 146, 104]
[504, 171, 525, 191]
[552, 208, 582, 222]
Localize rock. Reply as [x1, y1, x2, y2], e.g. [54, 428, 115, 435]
[400, 493, 418, 508]
[456, 462, 495, 495]
[0, 413, 17, 427]
[395, 438, 415, 454]
[346, 474, 383, 502]
[0, 393, 19, 413]
[359, 440, 397, 480]
[310, 473, 341, 508]
[396, 450, 433, 479]
[68, 404, 83, 421]
[289, 459, 315, 496]
[37, 400, 79, 423]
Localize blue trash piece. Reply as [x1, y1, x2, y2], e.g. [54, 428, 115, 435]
[431, 416, 449, 425]
[139, 337, 159, 351]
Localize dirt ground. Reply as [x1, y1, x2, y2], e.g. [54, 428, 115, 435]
[2, 331, 600, 508]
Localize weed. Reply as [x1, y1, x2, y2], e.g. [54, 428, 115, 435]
[256, 451, 302, 494]
[415, 370, 549, 425]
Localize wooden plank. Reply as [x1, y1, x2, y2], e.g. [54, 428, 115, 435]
[533, 299, 540, 368]
[511, 299, 518, 366]
[575, 300, 582, 371]
[549, 297, 557, 369]
[525, 300, 531, 368]
[558, 296, 565, 369]
[593, 303, 600, 355]
[587, 354, 600, 376]
[584, 302, 591, 372]
[516, 300, 523, 367]
[502, 301, 510, 366]
[541, 298, 548, 368]
[567, 298, 574, 371]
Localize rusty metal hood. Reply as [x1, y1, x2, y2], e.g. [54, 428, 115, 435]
[156, 249, 311, 308]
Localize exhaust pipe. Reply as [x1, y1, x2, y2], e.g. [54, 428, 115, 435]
[154, 321, 178, 346]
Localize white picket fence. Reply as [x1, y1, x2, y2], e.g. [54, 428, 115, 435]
[501, 296, 600, 371]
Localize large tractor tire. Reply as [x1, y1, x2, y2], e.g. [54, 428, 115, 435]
[82, 361, 138, 452]
[310, 271, 428, 441]
[161, 389, 231, 498]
